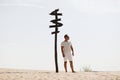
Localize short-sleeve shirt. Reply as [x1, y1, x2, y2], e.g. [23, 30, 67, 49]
[61, 41, 72, 55]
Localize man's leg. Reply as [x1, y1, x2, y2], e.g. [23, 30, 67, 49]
[64, 61, 67, 72]
[69, 61, 75, 73]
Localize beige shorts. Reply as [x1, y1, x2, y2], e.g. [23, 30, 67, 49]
[64, 55, 73, 61]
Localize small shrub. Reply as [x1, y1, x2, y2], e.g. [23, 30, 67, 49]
[82, 66, 92, 72]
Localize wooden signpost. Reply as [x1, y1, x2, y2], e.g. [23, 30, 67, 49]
[49, 9, 63, 73]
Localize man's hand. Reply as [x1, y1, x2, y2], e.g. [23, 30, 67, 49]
[71, 45, 74, 56]
[61, 46, 65, 57]
[62, 53, 65, 57]
[72, 52, 74, 56]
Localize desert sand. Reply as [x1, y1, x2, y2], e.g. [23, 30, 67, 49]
[0, 68, 120, 80]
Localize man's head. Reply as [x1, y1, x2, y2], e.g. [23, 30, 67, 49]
[64, 34, 69, 41]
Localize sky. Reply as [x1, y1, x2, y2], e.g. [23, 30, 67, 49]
[0, 0, 120, 71]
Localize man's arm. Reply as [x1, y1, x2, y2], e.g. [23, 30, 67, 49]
[61, 46, 65, 57]
[71, 45, 74, 56]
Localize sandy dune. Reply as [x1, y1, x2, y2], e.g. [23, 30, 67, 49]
[0, 68, 120, 80]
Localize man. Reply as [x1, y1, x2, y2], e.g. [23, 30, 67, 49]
[61, 34, 75, 73]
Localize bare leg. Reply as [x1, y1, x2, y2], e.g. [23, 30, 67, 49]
[64, 61, 67, 72]
[69, 61, 75, 73]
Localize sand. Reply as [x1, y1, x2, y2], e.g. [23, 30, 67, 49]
[0, 68, 120, 80]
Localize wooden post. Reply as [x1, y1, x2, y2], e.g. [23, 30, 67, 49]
[49, 9, 63, 73]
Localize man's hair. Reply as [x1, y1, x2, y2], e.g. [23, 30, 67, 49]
[64, 34, 69, 38]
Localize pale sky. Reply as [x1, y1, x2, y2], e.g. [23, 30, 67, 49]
[0, 0, 120, 71]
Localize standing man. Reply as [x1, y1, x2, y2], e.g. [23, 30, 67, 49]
[61, 34, 75, 73]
